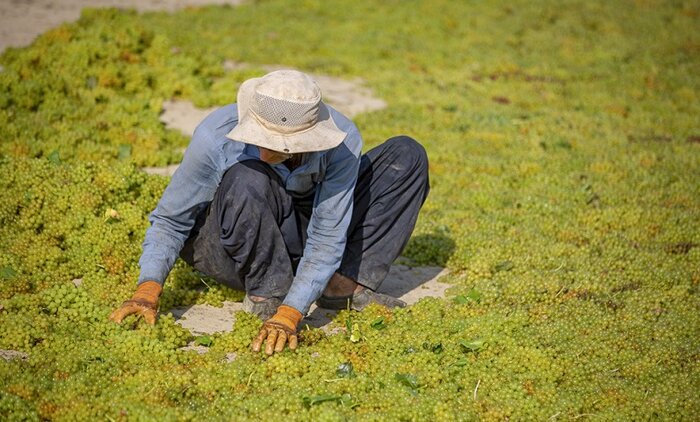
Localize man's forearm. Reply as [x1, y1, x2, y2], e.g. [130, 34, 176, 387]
[138, 227, 184, 285]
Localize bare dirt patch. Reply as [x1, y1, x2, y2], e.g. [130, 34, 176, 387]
[303, 265, 449, 329]
[169, 301, 241, 335]
[159, 100, 219, 138]
[0, 349, 29, 361]
[170, 265, 449, 339]
[223, 61, 387, 118]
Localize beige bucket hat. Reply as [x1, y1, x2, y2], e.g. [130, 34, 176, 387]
[226, 70, 346, 153]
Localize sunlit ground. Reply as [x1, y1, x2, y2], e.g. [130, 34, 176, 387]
[0, 1, 698, 419]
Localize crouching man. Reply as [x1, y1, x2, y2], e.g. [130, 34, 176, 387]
[110, 70, 429, 355]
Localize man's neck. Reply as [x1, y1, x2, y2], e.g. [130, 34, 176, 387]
[284, 154, 305, 171]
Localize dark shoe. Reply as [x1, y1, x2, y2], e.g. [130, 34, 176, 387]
[243, 295, 281, 320]
[316, 289, 406, 311]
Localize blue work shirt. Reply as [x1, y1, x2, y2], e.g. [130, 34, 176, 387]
[138, 103, 362, 315]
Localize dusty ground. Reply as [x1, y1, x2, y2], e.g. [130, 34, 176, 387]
[171, 265, 449, 336]
[223, 61, 387, 118]
[1, 0, 447, 341]
[0, 349, 29, 361]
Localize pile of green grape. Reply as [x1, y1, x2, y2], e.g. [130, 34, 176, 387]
[1, 0, 699, 419]
[0, 159, 697, 420]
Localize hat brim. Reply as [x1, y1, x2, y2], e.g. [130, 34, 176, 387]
[225, 77, 347, 154]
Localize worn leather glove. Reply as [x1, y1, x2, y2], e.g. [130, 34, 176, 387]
[108, 281, 162, 325]
[251, 305, 303, 355]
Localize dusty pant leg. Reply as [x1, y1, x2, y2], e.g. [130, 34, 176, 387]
[180, 160, 301, 299]
[179, 204, 243, 290]
[288, 194, 314, 273]
[338, 135, 430, 290]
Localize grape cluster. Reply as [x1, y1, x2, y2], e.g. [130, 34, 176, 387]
[1, 0, 699, 420]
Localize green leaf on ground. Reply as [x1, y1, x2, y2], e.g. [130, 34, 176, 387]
[194, 335, 213, 347]
[395, 373, 420, 390]
[0, 266, 17, 280]
[493, 261, 514, 272]
[302, 393, 357, 408]
[453, 288, 482, 304]
[459, 339, 485, 353]
[370, 317, 387, 330]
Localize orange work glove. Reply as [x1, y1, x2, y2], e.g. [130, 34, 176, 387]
[251, 305, 303, 355]
[108, 281, 162, 325]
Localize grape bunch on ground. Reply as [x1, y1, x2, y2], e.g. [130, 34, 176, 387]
[0, 1, 698, 420]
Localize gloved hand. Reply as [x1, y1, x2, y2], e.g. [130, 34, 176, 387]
[252, 305, 303, 355]
[108, 281, 162, 325]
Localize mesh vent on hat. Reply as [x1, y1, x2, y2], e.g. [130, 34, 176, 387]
[252, 92, 320, 128]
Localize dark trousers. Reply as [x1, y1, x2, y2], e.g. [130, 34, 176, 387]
[180, 136, 430, 299]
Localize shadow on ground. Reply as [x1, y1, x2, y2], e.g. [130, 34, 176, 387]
[302, 264, 449, 329]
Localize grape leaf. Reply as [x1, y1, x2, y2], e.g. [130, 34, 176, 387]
[451, 358, 469, 367]
[493, 261, 514, 272]
[118, 144, 132, 161]
[0, 266, 17, 280]
[422, 341, 443, 354]
[370, 317, 387, 330]
[395, 373, 420, 390]
[349, 323, 361, 343]
[195, 335, 213, 347]
[47, 150, 61, 165]
[453, 288, 482, 304]
[302, 393, 356, 408]
[104, 208, 120, 222]
[459, 339, 484, 353]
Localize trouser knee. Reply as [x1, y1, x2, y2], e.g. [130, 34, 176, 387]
[218, 160, 280, 203]
[384, 135, 429, 176]
[181, 159, 295, 297]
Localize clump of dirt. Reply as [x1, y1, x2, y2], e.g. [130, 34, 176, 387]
[0, 350, 29, 361]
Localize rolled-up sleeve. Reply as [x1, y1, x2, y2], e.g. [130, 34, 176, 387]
[138, 130, 221, 285]
[282, 133, 362, 314]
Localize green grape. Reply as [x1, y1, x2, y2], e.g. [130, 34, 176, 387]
[0, 1, 699, 420]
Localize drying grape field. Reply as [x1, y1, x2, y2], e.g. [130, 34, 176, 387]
[0, 0, 698, 420]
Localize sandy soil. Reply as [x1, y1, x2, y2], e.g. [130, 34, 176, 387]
[224, 61, 387, 118]
[302, 265, 449, 329]
[171, 265, 449, 336]
[0, 349, 29, 361]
